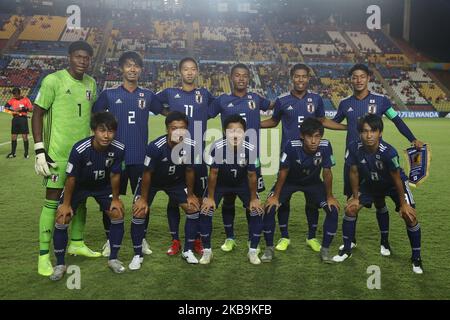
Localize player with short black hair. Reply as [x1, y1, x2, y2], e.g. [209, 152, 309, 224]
[261, 63, 346, 253]
[156, 57, 215, 256]
[333, 114, 423, 274]
[93, 50, 164, 257]
[264, 117, 340, 263]
[50, 112, 126, 280]
[131, 111, 201, 267]
[201, 114, 263, 264]
[32, 40, 99, 277]
[332, 63, 424, 253]
[5, 87, 33, 159]
[209, 63, 272, 253]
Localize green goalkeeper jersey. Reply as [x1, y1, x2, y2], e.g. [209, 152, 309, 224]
[34, 69, 97, 161]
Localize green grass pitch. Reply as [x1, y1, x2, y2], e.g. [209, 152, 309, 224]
[0, 113, 449, 300]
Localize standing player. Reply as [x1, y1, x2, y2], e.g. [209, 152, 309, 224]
[261, 63, 346, 252]
[333, 114, 423, 274]
[93, 51, 164, 257]
[32, 41, 100, 277]
[131, 111, 201, 268]
[201, 115, 264, 264]
[5, 87, 33, 159]
[264, 118, 340, 263]
[208, 63, 271, 252]
[333, 63, 424, 253]
[50, 112, 126, 280]
[156, 57, 214, 256]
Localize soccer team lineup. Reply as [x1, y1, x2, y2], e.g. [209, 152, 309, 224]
[2, 38, 430, 283]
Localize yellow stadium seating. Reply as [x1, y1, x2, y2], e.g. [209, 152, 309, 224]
[19, 15, 66, 41]
[0, 15, 24, 39]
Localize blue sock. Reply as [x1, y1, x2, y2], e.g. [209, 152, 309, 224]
[184, 212, 199, 252]
[199, 211, 213, 249]
[306, 204, 319, 240]
[109, 218, 124, 260]
[222, 201, 235, 239]
[322, 206, 338, 249]
[131, 216, 146, 256]
[263, 207, 276, 247]
[246, 209, 251, 241]
[167, 202, 180, 240]
[53, 223, 69, 266]
[376, 206, 390, 245]
[278, 201, 290, 238]
[407, 223, 421, 260]
[102, 211, 110, 240]
[342, 214, 357, 251]
[249, 210, 264, 249]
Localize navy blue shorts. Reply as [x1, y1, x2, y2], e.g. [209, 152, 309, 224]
[269, 182, 328, 209]
[120, 164, 144, 195]
[60, 187, 112, 213]
[194, 164, 208, 198]
[256, 167, 265, 192]
[135, 180, 188, 207]
[204, 184, 252, 209]
[359, 180, 415, 211]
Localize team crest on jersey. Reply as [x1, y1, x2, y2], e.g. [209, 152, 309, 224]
[195, 91, 203, 104]
[138, 99, 146, 109]
[368, 104, 377, 114]
[238, 158, 247, 167]
[51, 174, 59, 182]
[86, 90, 92, 101]
[108, 152, 115, 157]
[307, 103, 315, 113]
[313, 156, 322, 166]
[375, 160, 384, 170]
[139, 92, 144, 97]
[248, 100, 256, 110]
[105, 157, 114, 168]
[307, 98, 313, 102]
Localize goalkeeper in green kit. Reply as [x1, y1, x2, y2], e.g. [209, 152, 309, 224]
[32, 41, 101, 276]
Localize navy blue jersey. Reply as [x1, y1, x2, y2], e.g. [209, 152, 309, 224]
[345, 139, 408, 191]
[207, 138, 258, 187]
[333, 92, 396, 148]
[156, 87, 214, 146]
[92, 85, 163, 165]
[66, 137, 125, 190]
[143, 135, 195, 188]
[208, 92, 270, 153]
[272, 91, 325, 148]
[280, 139, 335, 186]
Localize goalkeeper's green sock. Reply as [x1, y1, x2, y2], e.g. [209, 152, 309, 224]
[39, 199, 58, 255]
[70, 204, 87, 244]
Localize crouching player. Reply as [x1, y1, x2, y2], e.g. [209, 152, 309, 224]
[333, 114, 423, 274]
[50, 112, 126, 280]
[201, 114, 264, 264]
[131, 111, 201, 267]
[264, 118, 340, 263]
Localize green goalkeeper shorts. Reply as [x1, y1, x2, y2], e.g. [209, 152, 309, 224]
[43, 160, 68, 189]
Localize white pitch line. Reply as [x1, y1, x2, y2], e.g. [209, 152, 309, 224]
[0, 137, 34, 146]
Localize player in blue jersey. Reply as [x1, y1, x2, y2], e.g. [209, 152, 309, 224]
[261, 63, 346, 253]
[264, 118, 340, 263]
[208, 63, 272, 253]
[50, 112, 126, 280]
[332, 114, 423, 274]
[131, 111, 201, 267]
[333, 63, 424, 252]
[200, 115, 264, 264]
[156, 57, 215, 256]
[92, 51, 164, 257]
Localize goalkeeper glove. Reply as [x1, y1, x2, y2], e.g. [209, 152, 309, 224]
[34, 142, 57, 176]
